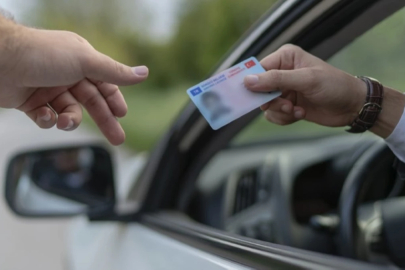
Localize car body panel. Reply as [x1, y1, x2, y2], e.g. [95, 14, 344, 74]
[67, 217, 251, 270]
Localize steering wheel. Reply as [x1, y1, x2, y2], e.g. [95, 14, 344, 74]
[338, 140, 405, 266]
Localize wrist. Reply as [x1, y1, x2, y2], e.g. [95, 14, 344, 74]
[370, 87, 405, 138]
[0, 16, 28, 78]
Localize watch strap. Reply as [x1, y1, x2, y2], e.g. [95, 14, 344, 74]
[347, 76, 384, 133]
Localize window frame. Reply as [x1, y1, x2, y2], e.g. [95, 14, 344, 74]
[141, 212, 385, 270]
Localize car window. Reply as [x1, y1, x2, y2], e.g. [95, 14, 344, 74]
[232, 6, 405, 145]
[189, 4, 405, 245]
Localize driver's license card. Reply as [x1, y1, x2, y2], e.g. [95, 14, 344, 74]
[187, 57, 281, 130]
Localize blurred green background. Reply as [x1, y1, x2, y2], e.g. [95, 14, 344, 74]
[23, 0, 275, 151]
[10, 0, 405, 150]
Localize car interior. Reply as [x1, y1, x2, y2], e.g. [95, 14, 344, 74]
[174, 1, 405, 268]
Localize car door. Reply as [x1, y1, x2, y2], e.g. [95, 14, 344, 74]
[121, 0, 405, 269]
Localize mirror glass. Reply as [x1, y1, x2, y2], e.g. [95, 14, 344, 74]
[5, 146, 115, 217]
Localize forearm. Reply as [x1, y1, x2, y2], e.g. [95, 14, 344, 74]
[370, 87, 405, 138]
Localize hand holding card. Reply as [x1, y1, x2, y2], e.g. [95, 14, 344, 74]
[187, 57, 281, 130]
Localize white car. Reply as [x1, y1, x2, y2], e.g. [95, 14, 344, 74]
[5, 0, 405, 269]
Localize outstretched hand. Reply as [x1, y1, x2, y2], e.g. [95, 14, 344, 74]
[0, 19, 148, 145]
[244, 45, 366, 128]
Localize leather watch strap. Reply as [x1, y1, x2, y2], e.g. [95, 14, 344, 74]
[347, 76, 384, 133]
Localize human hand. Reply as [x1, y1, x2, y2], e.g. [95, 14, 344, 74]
[0, 19, 148, 145]
[244, 44, 367, 128]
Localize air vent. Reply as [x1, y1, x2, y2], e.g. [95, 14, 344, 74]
[232, 170, 258, 215]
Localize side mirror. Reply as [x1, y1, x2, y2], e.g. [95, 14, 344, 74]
[5, 145, 115, 218]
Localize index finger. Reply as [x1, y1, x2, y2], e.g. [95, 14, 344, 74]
[244, 68, 315, 93]
[82, 51, 149, 86]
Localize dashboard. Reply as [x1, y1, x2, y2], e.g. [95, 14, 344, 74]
[188, 134, 398, 255]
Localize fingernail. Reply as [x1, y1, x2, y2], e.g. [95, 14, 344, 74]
[281, 105, 290, 113]
[132, 66, 149, 76]
[40, 112, 51, 122]
[245, 75, 259, 86]
[294, 110, 303, 119]
[64, 120, 74, 130]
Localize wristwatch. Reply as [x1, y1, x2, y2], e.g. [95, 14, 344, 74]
[346, 76, 384, 133]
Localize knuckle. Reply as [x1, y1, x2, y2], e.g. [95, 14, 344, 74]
[113, 61, 126, 75]
[36, 119, 55, 129]
[97, 115, 113, 128]
[277, 120, 290, 126]
[74, 104, 84, 117]
[265, 111, 292, 126]
[260, 102, 271, 111]
[279, 44, 302, 57]
[278, 44, 302, 69]
[80, 51, 97, 72]
[279, 44, 301, 54]
[82, 94, 113, 127]
[267, 100, 280, 111]
[269, 115, 283, 125]
[68, 32, 91, 46]
[96, 81, 105, 87]
[105, 86, 120, 100]
[81, 50, 106, 76]
[280, 44, 296, 51]
[274, 117, 291, 126]
[264, 111, 276, 122]
[83, 94, 100, 110]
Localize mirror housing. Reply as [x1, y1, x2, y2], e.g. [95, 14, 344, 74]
[5, 145, 115, 218]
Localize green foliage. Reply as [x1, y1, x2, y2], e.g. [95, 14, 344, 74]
[169, 0, 274, 83]
[328, 8, 405, 91]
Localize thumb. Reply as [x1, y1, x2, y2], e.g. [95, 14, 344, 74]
[244, 69, 315, 93]
[82, 51, 149, 86]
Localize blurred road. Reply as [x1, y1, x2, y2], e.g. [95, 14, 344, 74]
[0, 109, 131, 270]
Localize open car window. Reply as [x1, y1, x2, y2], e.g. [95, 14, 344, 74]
[184, 4, 405, 265]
